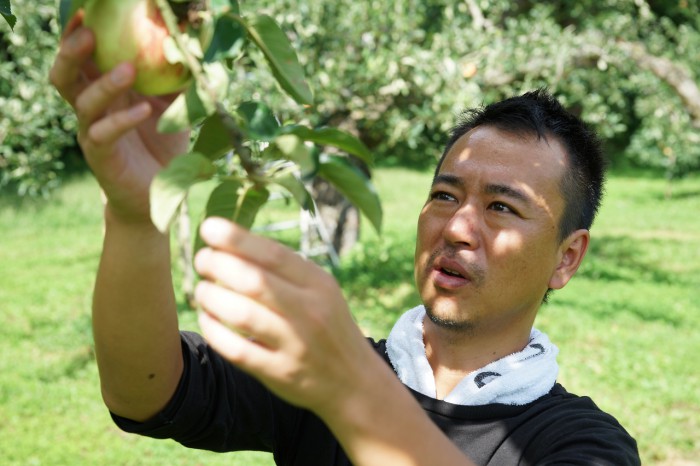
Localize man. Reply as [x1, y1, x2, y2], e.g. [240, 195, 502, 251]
[51, 13, 639, 466]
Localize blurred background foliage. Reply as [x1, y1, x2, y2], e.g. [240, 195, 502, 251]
[0, 1, 81, 196]
[242, 0, 700, 176]
[1, 0, 699, 196]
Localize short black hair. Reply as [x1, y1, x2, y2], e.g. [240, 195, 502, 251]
[435, 89, 607, 241]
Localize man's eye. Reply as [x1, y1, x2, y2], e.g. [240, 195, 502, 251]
[490, 202, 514, 213]
[430, 191, 455, 202]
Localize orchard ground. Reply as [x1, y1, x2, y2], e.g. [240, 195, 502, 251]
[1, 167, 698, 465]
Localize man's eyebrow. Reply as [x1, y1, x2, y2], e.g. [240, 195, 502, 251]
[485, 183, 532, 205]
[431, 173, 464, 188]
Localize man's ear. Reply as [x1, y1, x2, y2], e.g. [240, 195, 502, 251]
[548, 229, 590, 290]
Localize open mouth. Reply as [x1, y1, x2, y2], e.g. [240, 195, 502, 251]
[441, 267, 464, 278]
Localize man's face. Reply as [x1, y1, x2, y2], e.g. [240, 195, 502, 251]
[414, 125, 569, 336]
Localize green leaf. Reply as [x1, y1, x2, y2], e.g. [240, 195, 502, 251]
[280, 125, 373, 166]
[201, 179, 241, 220]
[204, 13, 246, 63]
[237, 101, 279, 141]
[317, 154, 382, 234]
[194, 179, 268, 254]
[271, 172, 315, 212]
[192, 63, 225, 119]
[162, 36, 186, 65]
[58, 0, 87, 31]
[201, 61, 230, 105]
[240, 14, 313, 105]
[192, 114, 232, 160]
[0, 0, 11, 15]
[266, 134, 318, 179]
[202, 180, 269, 229]
[1, 0, 16, 30]
[194, 179, 241, 254]
[158, 84, 205, 133]
[158, 62, 228, 133]
[1, 13, 15, 30]
[234, 184, 270, 229]
[150, 152, 217, 233]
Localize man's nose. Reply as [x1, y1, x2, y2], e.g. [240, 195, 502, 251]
[442, 204, 482, 250]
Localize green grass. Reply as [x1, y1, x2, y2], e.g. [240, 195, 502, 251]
[1, 168, 698, 465]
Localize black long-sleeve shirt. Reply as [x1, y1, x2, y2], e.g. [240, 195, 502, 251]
[112, 331, 640, 465]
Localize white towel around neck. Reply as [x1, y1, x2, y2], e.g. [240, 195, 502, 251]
[385, 305, 559, 406]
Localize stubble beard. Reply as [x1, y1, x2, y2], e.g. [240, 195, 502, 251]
[424, 305, 478, 335]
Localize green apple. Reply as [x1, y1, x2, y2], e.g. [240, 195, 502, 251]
[83, 0, 193, 96]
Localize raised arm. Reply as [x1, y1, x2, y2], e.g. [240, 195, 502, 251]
[49, 12, 189, 421]
[194, 217, 476, 465]
[52, 12, 476, 462]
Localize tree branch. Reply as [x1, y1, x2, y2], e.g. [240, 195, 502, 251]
[616, 40, 700, 128]
[464, 0, 492, 31]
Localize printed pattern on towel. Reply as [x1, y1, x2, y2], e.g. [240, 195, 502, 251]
[385, 305, 559, 406]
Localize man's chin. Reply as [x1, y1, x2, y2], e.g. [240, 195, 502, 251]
[424, 305, 476, 333]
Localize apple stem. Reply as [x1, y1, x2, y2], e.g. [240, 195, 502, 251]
[154, 0, 263, 184]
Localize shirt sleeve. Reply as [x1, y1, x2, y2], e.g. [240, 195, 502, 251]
[523, 400, 641, 466]
[110, 331, 286, 453]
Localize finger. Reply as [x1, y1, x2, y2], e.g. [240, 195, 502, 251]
[83, 102, 152, 147]
[75, 62, 137, 127]
[49, 26, 96, 104]
[199, 217, 317, 286]
[194, 247, 301, 314]
[61, 9, 85, 39]
[198, 309, 277, 371]
[195, 280, 287, 348]
[59, 10, 101, 80]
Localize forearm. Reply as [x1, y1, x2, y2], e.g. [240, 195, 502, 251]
[92, 209, 183, 421]
[322, 353, 476, 466]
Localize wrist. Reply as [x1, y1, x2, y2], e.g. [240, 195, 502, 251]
[104, 204, 161, 233]
[102, 205, 171, 257]
[318, 355, 414, 463]
[315, 348, 474, 466]
[317, 349, 401, 438]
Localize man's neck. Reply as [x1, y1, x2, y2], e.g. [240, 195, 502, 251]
[422, 318, 532, 399]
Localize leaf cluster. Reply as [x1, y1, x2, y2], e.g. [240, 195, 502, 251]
[2, 0, 383, 238]
[144, 0, 382, 242]
[236, 0, 700, 178]
[4, 0, 700, 199]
